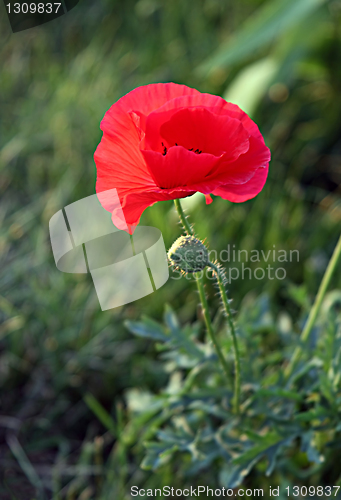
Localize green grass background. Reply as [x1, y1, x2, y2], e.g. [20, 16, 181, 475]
[0, 0, 340, 498]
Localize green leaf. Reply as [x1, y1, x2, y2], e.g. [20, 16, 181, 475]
[221, 433, 297, 488]
[264, 436, 298, 476]
[294, 406, 330, 423]
[197, 0, 325, 75]
[164, 304, 180, 331]
[187, 400, 230, 420]
[84, 393, 116, 437]
[125, 388, 162, 414]
[141, 442, 179, 470]
[301, 431, 325, 464]
[254, 387, 303, 402]
[287, 284, 310, 309]
[219, 456, 261, 490]
[231, 432, 283, 466]
[163, 305, 205, 360]
[125, 316, 170, 342]
[321, 290, 341, 316]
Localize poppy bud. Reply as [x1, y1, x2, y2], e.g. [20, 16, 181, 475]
[168, 235, 209, 273]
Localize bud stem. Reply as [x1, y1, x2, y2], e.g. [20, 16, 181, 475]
[208, 262, 241, 415]
[195, 271, 233, 387]
[174, 199, 237, 404]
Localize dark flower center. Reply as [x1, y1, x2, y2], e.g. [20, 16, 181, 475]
[161, 142, 202, 156]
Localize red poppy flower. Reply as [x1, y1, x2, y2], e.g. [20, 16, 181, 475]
[94, 83, 270, 231]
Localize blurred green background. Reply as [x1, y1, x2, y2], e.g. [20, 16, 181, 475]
[0, 0, 340, 498]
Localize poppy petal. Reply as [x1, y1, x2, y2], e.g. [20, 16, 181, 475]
[142, 93, 263, 140]
[95, 83, 200, 212]
[212, 164, 269, 203]
[144, 106, 250, 160]
[113, 188, 196, 230]
[95, 131, 155, 206]
[94, 83, 270, 228]
[204, 135, 271, 187]
[101, 83, 200, 139]
[141, 146, 222, 190]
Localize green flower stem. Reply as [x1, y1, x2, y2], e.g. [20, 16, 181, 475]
[174, 199, 193, 235]
[173, 199, 233, 392]
[195, 271, 233, 387]
[285, 234, 341, 378]
[208, 262, 241, 415]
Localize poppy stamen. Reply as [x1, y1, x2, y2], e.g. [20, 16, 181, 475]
[161, 142, 202, 155]
[161, 142, 167, 156]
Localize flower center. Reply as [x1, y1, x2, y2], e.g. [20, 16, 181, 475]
[161, 142, 202, 156]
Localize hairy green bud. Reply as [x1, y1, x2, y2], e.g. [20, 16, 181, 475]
[168, 235, 209, 273]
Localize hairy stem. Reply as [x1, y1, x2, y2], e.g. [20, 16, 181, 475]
[195, 271, 233, 386]
[173, 199, 233, 391]
[208, 262, 241, 415]
[174, 199, 193, 235]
